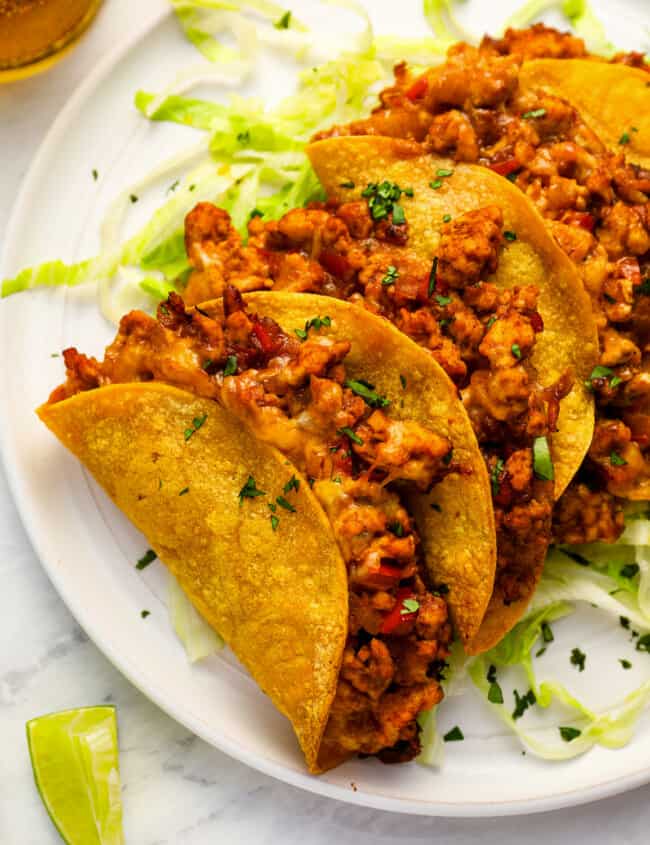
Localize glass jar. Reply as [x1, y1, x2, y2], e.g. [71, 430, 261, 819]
[0, 0, 103, 81]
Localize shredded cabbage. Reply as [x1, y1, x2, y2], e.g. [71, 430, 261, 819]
[168, 573, 224, 661]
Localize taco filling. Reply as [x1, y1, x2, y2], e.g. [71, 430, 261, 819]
[315, 22, 650, 546]
[48, 288, 463, 766]
[180, 197, 574, 648]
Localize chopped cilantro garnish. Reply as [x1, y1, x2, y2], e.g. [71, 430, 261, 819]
[295, 328, 308, 341]
[223, 355, 238, 377]
[141, 610, 150, 619]
[429, 179, 442, 189]
[344, 379, 390, 408]
[276, 495, 296, 512]
[503, 230, 517, 241]
[511, 343, 522, 359]
[636, 634, 650, 652]
[400, 374, 407, 389]
[620, 659, 632, 669]
[270, 515, 280, 531]
[620, 616, 631, 629]
[401, 598, 420, 615]
[533, 436, 554, 482]
[238, 475, 266, 504]
[619, 131, 630, 145]
[522, 108, 546, 119]
[488, 681, 504, 704]
[388, 521, 405, 537]
[443, 448, 453, 466]
[560, 726, 581, 742]
[512, 689, 536, 720]
[274, 9, 291, 28]
[487, 664, 497, 683]
[442, 214, 452, 223]
[570, 647, 586, 671]
[486, 315, 497, 330]
[168, 179, 179, 193]
[435, 294, 452, 306]
[283, 475, 300, 494]
[361, 181, 409, 222]
[541, 621, 554, 643]
[428, 257, 438, 297]
[620, 563, 640, 579]
[381, 265, 399, 286]
[490, 457, 505, 496]
[610, 451, 627, 466]
[536, 647, 547, 658]
[433, 583, 449, 595]
[338, 426, 363, 446]
[305, 315, 332, 332]
[443, 726, 464, 742]
[250, 208, 264, 219]
[136, 549, 157, 570]
[184, 414, 207, 442]
[339, 180, 355, 189]
[436, 168, 454, 178]
[237, 130, 250, 144]
[404, 187, 414, 197]
[130, 194, 139, 203]
[189, 184, 196, 192]
[506, 171, 519, 182]
[430, 502, 442, 512]
[178, 487, 189, 496]
[92, 168, 98, 181]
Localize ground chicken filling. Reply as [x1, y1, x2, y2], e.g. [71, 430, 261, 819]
[182, 199, 566, 605]
[317, 23, 650, 545]
[50, 288, 456, 764]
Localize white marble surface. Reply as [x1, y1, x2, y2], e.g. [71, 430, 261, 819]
[2, 1, 650, 842]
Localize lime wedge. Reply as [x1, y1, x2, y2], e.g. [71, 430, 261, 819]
[26, 706, 124, 845]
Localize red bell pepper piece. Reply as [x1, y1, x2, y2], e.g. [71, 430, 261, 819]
[380, 587, 418, 634]
[319, 248, 350, 278]
[405, 76, 428, 102]
[251, 320, 278, 356]
[529, 311, 544, 333]
[489, 157, 520, 178]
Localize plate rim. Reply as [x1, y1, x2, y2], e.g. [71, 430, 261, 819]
[2, 4, 650, 818]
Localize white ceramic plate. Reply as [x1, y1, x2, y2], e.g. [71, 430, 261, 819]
[3, 0, 650, 817]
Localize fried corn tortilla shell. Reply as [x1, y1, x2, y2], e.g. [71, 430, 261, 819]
[519, 59, 650, 170]
[196, 291, 496, 648]
[38, 382, 348, 773]
[307, 135, 598, 500]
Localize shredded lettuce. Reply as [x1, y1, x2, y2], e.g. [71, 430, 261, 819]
[168, 573, 224, 662]
[423, 0, 475, 45]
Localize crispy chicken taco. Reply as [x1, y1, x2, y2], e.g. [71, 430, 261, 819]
[38, 290, 495, 771]
[180, 129, 597, 649]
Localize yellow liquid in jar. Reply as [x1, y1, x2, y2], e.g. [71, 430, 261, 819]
[0, 0, 103, 80]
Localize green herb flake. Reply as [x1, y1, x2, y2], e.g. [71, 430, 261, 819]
[50, 353, 60, 358]
[620, 659, 632, 669]
[361, 181, 409, 222]
[442, 214, 452, 223]
[223, 355, 238, 377]
[136, 549, 157, 570]
[503, 230, 517, 241]
[401, 598, 420, 615]
[620, 616, 631, 630]
[184, 413, 207, 441]
[178, 487, 189, 496]
[428, 257, 438, 297]
[436, 168, 454, 178]
[270, 514, 280, 532]
[620, 563, 640, 579]
[430, 502, 442, 513]
[388, 521, 405, 537]
[283, 475, 300, 494]
[429, 179, 443, 190]
[130, 194, 139, 204]
[490, 457, 505, 496]
[522, 108, 547, 119]
[250, 208, 264, 219]
[443, 726, 464, 742]
[391, 203, 406, 225]
[512, 689, 536, 720]
[488, 681, 504, 704]
[541, 621, 554, 643]
[189, 184, 196, 192]
[619, 131, 631, 145]
[443, 448, 453, 466]
[345, 379, 390, 408]
[168, 179, 179, 193]
[536, 646, 547, 658]
[404, 187, 414, 197]
[533, 436, 554, 482]
[610, 451, 627, 466]
[238, 475, 266, 504]
[295, 327, 308, 341]
[140, 610, 150, 619]
[276, 495, 296, 513]
[486, 315, 497, 330]
[338, 426, 363, 446]
[559, 726, 581, 742]
[381, 265, 399, 286]
[636, 634, 650, 653]
[400, 374, 407, 389]
[433, 583, 449, 595]
[92, 169, 98, 181]
[570, 647, 586, 672]
[339, 180, 355, 189]
[435, 294, 452, 307]
[237, 130, 250, 144]
[274, 9, 291, 29]
[511, 343, 522, 359]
